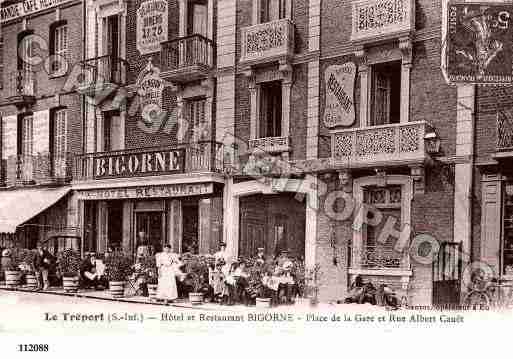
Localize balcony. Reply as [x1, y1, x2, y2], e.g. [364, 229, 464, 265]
[77, 55, 128, 100]
[160, 35, 214, 84]
[248, 136, 290, 154]
[240, 18, 295, 67]
[1, 153, 72, 187]
[331, 121, 429, 169]
[73, 141, 224, 182]
[2, 70, 36, 108]
[350, 0, 415, 44]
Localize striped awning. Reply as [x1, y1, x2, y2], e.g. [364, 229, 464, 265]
[0, 187, 71, 234]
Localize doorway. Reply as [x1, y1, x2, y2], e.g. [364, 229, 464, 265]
[107, 201, 123, 250]
[135, 211, 165, 254]
[182, 202, 199, 254]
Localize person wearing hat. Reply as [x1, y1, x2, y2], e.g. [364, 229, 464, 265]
[276, 250, 295, 304]
[80, 253, 107, 290]
[34, 243, 54, 290]
[1, 248, 12, 282]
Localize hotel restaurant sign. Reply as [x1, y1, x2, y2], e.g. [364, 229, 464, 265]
[1, 0, 74, 23]
[77, 183, 214, 201]
[94, 149, 185, 179]
[445, 2, 513, 85]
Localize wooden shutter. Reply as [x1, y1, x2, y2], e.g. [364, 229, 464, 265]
[480, 176, 502, 274]
[33, 110, 50, 154]
[192, 4, 208, 36]
[53, 109, 67, 177]
[372, 71, 391, 126]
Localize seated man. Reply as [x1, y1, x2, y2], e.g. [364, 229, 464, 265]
[80, 253, 108, 290]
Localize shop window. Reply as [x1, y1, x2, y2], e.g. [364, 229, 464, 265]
[259, 80, 282, 138]
[503, 182, 513, 275]
[51, 109, 67, 176]
[370, 61, 401, 126]
[260, 0, 287, 23]
[187, 0, 208, 36]
[49, 21, 68, 75]
[361, 186, 402, 269]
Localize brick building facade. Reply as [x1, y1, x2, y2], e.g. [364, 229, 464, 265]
[0, 0, 84, 252]
[2, 0, 506, 307]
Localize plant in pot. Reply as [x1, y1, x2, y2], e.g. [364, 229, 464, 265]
[20, 249, 38, 290]
[57, 249, 81, 293]
[138, 255, 158, 300]
[183, 254, 210, 305]
[104, 252, 133, 298]
[246, 257, 271, 308]
[3, 248, 24, 288]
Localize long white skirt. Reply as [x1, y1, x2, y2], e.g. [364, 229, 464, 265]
[157, 265, 178, 300]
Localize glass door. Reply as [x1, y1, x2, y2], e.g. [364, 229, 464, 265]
[135, 211, 165, 254]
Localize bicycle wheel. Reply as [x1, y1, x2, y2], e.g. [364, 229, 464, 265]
[463, 290, 490, 308]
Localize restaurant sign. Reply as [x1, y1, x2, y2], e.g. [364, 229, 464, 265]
[137, 0, 169, 55]
[77, 183, 214, 200]
[94, 149, 185, 179]
[445, 2, 513, 84]
[1, 0, 74, 23]
[323, 62, 356, 127]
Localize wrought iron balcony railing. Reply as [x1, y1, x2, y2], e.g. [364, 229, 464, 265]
[78, 55, 128, 96]
[0, 153, 72, 187]
[351, 0, 415, 43]
[248, 136, 290, 154]
[73, 141, 224, 182]
[160, 34, 214, 83]
[240, 18, 295, 65]
[350, 243, 407, 270]
[331, 121, 429, 169]
[4, 70, 36, 107]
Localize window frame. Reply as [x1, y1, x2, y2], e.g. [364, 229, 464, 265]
[49, 21, 68, 75]
[258, 80, 283, 138]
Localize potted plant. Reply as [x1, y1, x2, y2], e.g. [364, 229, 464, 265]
[20, 249, 38, 290]
[293, 259, 308, 306]
[3, 248, 23, 287]
[138, 255, 158, 300]
[57, 249, 81, 293]
[246, 257, 272, 308]
[183, 254, 210, 305]
[104, 252, 133, 298]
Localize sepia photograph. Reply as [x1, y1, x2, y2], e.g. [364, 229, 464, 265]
[0, 0, 512, 357]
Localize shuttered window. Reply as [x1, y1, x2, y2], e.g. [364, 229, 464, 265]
[51, 24, 68, 74]
[186, 97, 206, 128]
[53, 109, 67, 177]
[21, 115, 34, 157]
[260, 0, 287, 23]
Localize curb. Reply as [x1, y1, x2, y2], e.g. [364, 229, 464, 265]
[0, 286, 225, 311]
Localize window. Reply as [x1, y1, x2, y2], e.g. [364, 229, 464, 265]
[52, 109, 67, 177]
[19, 115, 34, 158]
[502, 182, 513, 275]
[186, 97, 206, 128]
[105, 15, 119, 58]
[361, 186, 402, 269]
[101, 110, 122, 152]
[50, 23, 68, 74]
[260, 0, 287, 23]
[187, 0, 208, 36]
[0, 36, 3, 89]
[17, 32, 35, 95]
[370, 61, 401, 126]
[259, 80, 282, 138]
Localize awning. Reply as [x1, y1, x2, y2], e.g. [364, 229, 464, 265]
[0, 187, 71, 234]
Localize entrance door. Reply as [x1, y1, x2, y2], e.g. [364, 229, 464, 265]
[433, 242, 462, 306]
[135, 212, 165, 254]
[108, 202, 123, 250]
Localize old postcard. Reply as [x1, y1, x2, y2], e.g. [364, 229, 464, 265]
[0, 0, 512, 357]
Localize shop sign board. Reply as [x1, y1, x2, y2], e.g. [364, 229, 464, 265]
[1, 0, 74, 23]
[445, 2, 513, 84]
[323, 62, 356, 127]
[137, 0, 169, 55]
[93, 149, 185, 179]
[77, 183, 214, 200]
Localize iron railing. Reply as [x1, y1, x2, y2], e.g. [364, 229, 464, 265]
[0, 153, 73, 186]
[161, 34, 214, 72]
[497, 112, 513, 151]
[80, 54, 128, 87]
[8, 70, 35, 97]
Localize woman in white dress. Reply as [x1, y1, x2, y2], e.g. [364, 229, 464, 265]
[156, 244, 178, 304]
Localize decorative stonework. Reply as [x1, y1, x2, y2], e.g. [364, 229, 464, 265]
[351, 0, 414, 43]
[240, 19, 295, 65]
[332, 121, 428, 168]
